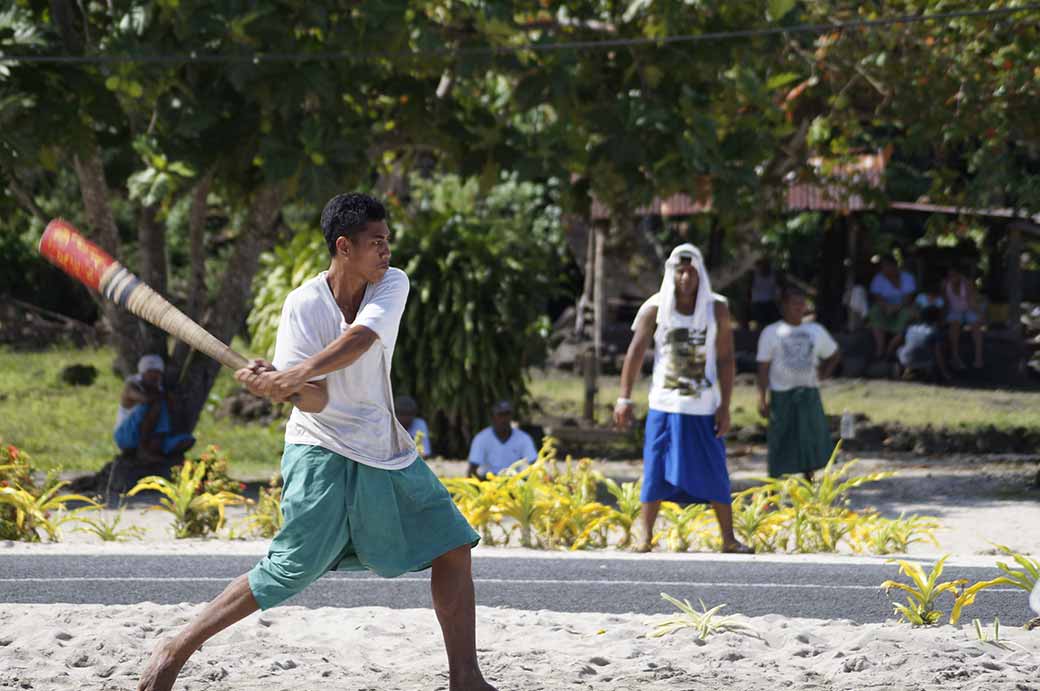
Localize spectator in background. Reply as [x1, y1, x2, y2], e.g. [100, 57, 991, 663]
[915, 275, 947, 315]
[944, 265, 985, 370]
[897, 306, 952, 382]
[113, 354, 195, 462]
[395, 395, 432, 458]
[756, 285, 841, 481]
[748, 257, 781, 329]
[467, 400, 538, 479]
[868, 255, 917, 360]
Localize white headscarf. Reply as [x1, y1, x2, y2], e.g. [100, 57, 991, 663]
[137, 354, 165, 375]
[656, 243, 713, 332]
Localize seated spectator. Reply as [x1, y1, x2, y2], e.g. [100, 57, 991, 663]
[114, 354, 195, 461]
[395, 395, 432, 458]
[914, 277, 946, 314]
[467, 400, 537, 479]
[868, 255, 917, 360]
[897, 307, 952, 382]
[944, 265, 986, 369]
[748, 257, 781, 329]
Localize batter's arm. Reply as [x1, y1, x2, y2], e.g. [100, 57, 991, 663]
[244, 325, 379, 402]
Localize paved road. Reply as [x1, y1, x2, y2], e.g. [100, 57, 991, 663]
[0, 554, 1030, 625]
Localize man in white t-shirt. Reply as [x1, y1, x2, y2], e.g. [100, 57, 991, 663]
[138, 193, 495, 691]
[757, 285, 841, 479]
[467, 400, 538, 478]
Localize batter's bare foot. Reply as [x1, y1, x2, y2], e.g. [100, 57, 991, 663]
[138, 640, 184, 691]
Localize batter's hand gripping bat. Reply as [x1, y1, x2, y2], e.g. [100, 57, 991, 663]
[38, 218, 250, 372]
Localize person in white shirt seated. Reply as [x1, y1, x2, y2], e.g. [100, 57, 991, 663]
[467, 400, 538, 479]
[868, 254, 917, 360]
[395, 395, 432, 458]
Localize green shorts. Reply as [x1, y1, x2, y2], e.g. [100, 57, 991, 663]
[868, 304, 912, 334]
[248, 444, 479, 610]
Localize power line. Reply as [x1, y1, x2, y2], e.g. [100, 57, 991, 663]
[2, 4, 1038, 66]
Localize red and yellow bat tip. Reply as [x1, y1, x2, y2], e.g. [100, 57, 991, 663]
[39, 218, 117, 293]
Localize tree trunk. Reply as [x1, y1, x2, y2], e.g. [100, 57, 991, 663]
[171, 182, 287, 435]
[137, 203, 170, 358]
[72, 146, 142, 375]
[186, 174, 212, 323]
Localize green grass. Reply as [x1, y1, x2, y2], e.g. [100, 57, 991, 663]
[0, 344, 283, 477]
[528, 371, 1040, 432]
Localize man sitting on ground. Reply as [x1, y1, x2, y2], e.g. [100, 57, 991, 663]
[114, 354, 195, 463]
[897, 306, 952, 382]
[395, 395, 433, 458]
[467, 400, 538, 479]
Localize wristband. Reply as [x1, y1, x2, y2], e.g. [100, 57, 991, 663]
[616, 397, 633, 407]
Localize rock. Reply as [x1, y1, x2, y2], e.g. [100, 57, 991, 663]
[59, 364, 98, 386]
[216, 390, 275, 423]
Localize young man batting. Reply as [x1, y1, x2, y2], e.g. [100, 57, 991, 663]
[139, 193, 495, 691]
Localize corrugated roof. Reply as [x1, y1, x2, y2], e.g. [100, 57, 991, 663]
[590, 150, 888, 219]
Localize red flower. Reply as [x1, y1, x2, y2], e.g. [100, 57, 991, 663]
[1, 481, 8, 487]
[239, 483, 247, 491]
[6, 445, 18, 460]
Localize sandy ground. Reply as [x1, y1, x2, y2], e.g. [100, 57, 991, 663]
[4, 453, 1039, 690]
[1, 604, 1038, 691]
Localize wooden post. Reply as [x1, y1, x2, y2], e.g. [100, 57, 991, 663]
[1007, 224, 1024, 337]
[582, 226, 598, 422]
[585, 225, 606, 422]
[845, 218, 860, 331]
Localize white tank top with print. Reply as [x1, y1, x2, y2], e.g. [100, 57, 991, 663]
[637, 294, 723, 416]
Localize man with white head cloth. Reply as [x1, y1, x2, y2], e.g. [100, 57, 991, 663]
[614, 244, 753, 554]
[113, 354, 195, 460]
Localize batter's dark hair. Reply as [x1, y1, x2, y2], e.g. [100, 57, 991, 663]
[320, 193, 387, 257]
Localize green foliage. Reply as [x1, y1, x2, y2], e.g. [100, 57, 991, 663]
[391, 173, 569, 455]
[804, 0, 1040, 214]
[0, 441, 99, 542]
[74, 505, 146, 542]
[248, 230, 328, 361]
[652, 594, 755, 640]
[127, 450, 250, 538]
[993, 544, 1040, 594]
[243, 474, 283, 539]
[881, 555, 1012, 626]
[881, 556, 965, 626]
[850, 512, 940, 555]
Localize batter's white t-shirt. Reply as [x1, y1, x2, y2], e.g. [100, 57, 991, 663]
[756, 320, 838, 392]
[273, 268, 417, 470]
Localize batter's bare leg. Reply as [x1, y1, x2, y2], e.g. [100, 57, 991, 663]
[431, 545, 496, 691]
[138, 574, 258, 691]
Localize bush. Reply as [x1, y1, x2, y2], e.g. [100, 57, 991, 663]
[0, 440, 98, 541]
[127, 445, 250, 538]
